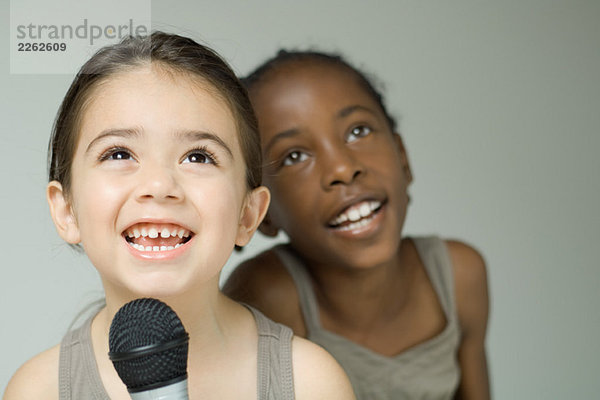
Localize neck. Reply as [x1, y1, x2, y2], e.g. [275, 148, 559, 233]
[96, 275, 242, 360]
[300, 240, 415, 331]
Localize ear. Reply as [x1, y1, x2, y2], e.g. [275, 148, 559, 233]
[47, 181, 81, 244]
[235, 186, 271, 246]
[394, 133, 413, 184]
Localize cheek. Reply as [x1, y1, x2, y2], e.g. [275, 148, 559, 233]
[265, 180, 310, 229]
[70, 173, 129, 234]
[190, 176, 245, 227]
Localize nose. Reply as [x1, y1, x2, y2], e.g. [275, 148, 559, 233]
[320, 146, 364, 189]
[135, 163, 184, 203]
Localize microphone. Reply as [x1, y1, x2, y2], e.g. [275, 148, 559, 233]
[108, 298, 190, 400]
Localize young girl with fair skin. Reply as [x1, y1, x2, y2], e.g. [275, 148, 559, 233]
[224, 52, 490, 399]
[4, 35, 355, 400]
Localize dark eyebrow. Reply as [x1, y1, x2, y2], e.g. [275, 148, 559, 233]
[262, 128, 300, 156]
[85, 128, 141, 154]
[177, 130, 234, 159]
[337, 104, 378, 119]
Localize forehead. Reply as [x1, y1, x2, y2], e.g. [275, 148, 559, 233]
[79, 65, 239, 148]
[250, 61, 384, 132]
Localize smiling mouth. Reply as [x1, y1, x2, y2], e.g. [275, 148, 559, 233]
[327, 200, 383, 231]
[123, 223, 193, 252]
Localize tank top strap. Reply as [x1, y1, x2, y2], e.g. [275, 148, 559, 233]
[272, 244, 322, 334]
[59, 325, 76, 399]
[246, 304, 295, 400]
[59, 316, 109, 400]
[412, 236, 458, 323]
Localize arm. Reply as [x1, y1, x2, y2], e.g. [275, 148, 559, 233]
[447, 240, 491, 400]
[223, 249, 307, 336]
[292, 337, 356, 400]
[3, 345, 59, 400]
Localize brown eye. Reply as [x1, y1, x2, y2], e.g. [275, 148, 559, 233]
[110, 151, 131, 160]
[185, 153, 209, 163]
[347, 125, 372, 143]
[182, 147, 217, 165]
[283, 150, 308, 166]
[99, 147, 133, 162]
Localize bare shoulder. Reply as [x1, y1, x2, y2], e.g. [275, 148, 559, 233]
[446, 240, 487, 295]
[445, 241, 491, 397]
[291, 337, 356, 400]
[4, 344, 60, 400]
[445, 239, 489, 334]
[223, 248, 293, 296]
[223, 247, 306, 336]
[446, 240, 487, 290]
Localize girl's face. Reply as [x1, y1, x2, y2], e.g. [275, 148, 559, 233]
[48, 65, 268, 299]
[250, 61, 411, 270]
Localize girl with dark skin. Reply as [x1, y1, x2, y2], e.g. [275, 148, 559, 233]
[224, 51, 490, 399]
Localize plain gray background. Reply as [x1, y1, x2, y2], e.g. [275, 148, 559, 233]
[2, 1, 599, 398]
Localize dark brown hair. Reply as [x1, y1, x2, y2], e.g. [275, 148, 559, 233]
[48, 31, 261, 195]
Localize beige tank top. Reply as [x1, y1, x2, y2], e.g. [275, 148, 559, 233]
[58, 305, 295, 400]
[273, 236, 461, 400]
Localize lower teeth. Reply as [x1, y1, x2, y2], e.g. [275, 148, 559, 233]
[128, 242, 183, 252]
[337, 214, 374, 231]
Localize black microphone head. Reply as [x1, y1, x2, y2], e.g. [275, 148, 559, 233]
[108, 298, 189, 393]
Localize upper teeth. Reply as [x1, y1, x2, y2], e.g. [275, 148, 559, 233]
[125, 225, 191, 239]
[331, 200, 381, 226]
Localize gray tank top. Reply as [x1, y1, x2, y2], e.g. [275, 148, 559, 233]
[58, 305, 295, 400]
[273, 236, 461, 400]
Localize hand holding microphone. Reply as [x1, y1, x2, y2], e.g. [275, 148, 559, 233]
[109, 298, 190, 400]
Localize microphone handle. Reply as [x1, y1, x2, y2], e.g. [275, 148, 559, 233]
[129, 378, 189, 400]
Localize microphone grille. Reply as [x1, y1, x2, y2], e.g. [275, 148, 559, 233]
[108, 298, 189, 392]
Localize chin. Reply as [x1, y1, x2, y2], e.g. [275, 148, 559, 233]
[133, 284, 182, 299]
[111, 273, 193, 301]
